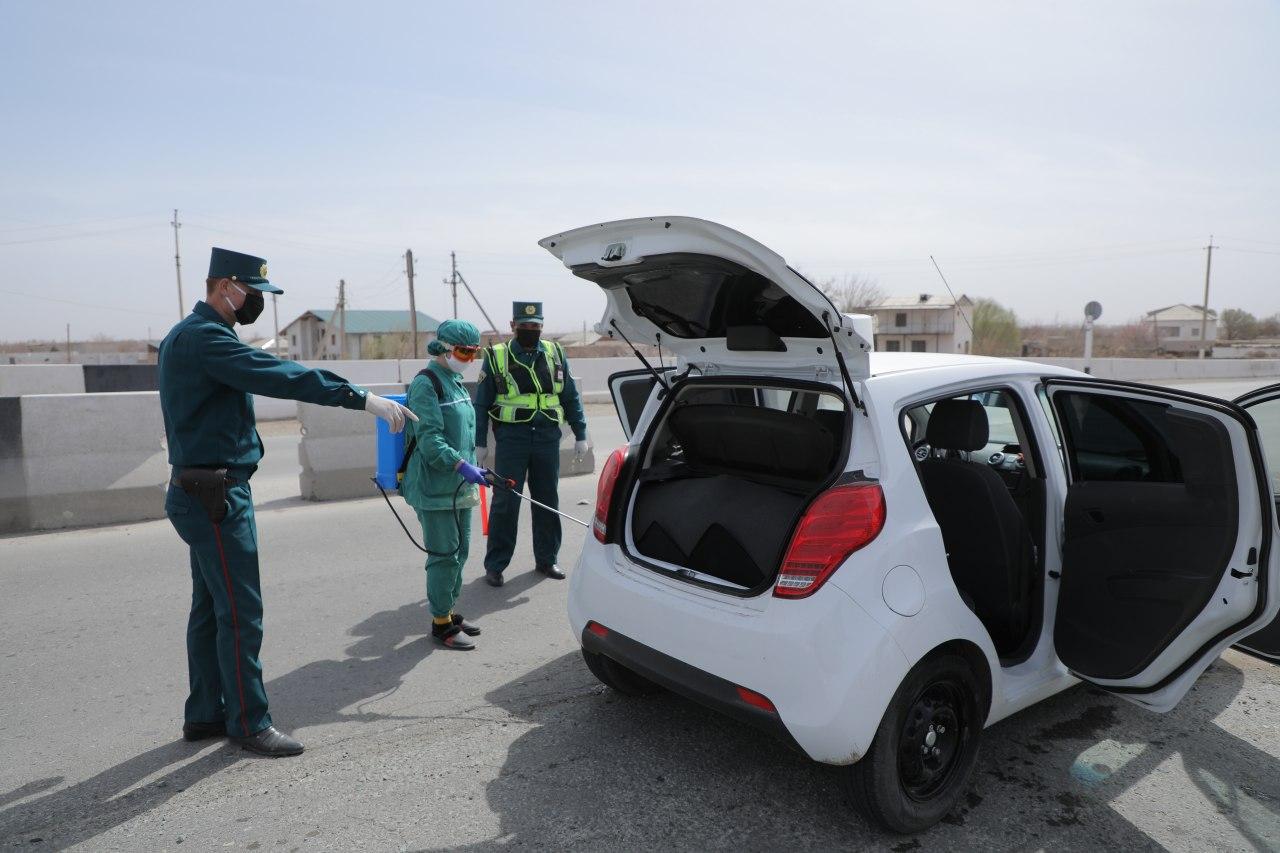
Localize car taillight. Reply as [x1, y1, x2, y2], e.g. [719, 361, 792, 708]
[593, 447, 628, 543]
[774, 482, 886, 598]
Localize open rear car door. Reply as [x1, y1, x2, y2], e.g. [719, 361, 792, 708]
[608, 367, 675, 440]
[538, 216, 872, 380]
[1044, 379, 1280, 711]
[1232, 382, 1280, 662]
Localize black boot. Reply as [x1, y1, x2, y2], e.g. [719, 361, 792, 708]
[433, 621, 476, 650]
[485, 570, 504, 587]
[182, 720, 226, 742]
[452, 613, 481, 636]
[536, 564, 566, 580]
[231, 726, 304, 757]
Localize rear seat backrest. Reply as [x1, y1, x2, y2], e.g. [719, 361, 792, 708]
[668, 403, 836, 481]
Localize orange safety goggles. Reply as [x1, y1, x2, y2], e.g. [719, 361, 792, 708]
[449, 344, 481, 362]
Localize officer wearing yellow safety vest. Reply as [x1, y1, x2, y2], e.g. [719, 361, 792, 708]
[474, 301, 589, 586]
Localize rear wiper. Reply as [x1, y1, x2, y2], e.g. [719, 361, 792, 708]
[823, 311, 866, 416]
[610, 318, 671, 395]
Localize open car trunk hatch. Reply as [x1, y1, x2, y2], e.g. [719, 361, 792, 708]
[621, 378, 850, 595]
[538, 216, 872, 373]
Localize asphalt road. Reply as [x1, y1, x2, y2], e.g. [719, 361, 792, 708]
[2, 391, 1279, 851]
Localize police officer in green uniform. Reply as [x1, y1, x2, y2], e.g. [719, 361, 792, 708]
[400, 319, 489, 650]
[159, 247, 416, 757]
[474, 301, 588, 586]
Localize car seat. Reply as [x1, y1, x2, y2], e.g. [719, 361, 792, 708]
[918, 399, 1035, 656]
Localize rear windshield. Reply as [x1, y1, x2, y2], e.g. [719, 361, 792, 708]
[573, 253, 828, 340]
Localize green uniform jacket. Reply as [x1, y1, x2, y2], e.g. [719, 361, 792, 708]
[401, 361, 479, 512]
[159, 301, 369, 469]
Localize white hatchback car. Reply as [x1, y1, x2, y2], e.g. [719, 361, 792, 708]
[538, 217, 1280, 833]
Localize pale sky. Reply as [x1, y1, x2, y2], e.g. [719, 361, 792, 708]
[2, 0, 1277, 343]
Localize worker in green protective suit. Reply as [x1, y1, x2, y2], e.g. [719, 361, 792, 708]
[400, 319, 489, 650]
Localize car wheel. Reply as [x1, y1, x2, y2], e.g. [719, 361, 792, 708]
[581, 649, 660, 696]
[843, 654, 983, 834]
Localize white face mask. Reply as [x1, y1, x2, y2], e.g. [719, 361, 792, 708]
[445, 355, 470, 374]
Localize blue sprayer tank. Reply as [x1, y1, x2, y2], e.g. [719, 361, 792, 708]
[373, 393, 408, 491]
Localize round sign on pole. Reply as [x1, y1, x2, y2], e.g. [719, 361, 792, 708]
[1085, 301, 1103, 321]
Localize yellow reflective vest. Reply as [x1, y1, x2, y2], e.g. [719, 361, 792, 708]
[485, 339, 566, 424]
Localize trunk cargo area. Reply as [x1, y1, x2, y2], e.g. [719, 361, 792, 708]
[626, 385, 847, 591]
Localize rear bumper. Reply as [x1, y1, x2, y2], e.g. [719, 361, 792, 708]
[568, 539, 912, 764]
[581, 623, 802, 752]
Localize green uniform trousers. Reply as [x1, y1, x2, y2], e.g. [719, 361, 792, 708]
[416, 506, 472, 618]
[165, 476, 269, 738]
[484, 421, 562, 574]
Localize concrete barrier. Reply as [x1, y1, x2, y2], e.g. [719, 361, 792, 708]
[82, 364, 159, 392]
[298, 383, 595, 502]
[0, 392, 168, 533]
[1016, 357, 1280, 382]
[297, 384, 406, 501]
[0, 365, 85, 397]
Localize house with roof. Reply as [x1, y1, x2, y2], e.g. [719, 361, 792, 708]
[279, 309, 440, 360]
[865, 293, 974, 354]
[1145, 304, 1217, 354]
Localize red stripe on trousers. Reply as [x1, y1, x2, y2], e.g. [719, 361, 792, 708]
[212, 524, 251, 738]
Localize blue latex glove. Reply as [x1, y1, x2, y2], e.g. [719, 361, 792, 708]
[456, 460, 488, 485]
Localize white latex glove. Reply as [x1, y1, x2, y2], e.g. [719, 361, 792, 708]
[574, 439, 589, 458]
[476, 445, 493, 469]
[365, 393, 418, 434]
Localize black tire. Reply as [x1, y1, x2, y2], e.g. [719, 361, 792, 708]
[843, 654, 984, 834]
[581, 649, 660, 696]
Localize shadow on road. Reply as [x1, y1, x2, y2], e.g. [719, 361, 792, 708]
[0, 568, 548, 850]
[440, 653, 1279, 850]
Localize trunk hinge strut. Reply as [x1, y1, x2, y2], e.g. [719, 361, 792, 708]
[824, 311, 866, 416]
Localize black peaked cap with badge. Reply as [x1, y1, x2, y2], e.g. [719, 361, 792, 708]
[209, 247, 284, 294]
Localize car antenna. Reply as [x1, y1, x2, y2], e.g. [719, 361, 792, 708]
[930, 255, 974, 336]
[823, 311, 866, 416]
[610, 318, 670, 393]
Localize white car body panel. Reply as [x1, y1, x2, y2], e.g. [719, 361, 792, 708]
[554, 218, 1279, 766]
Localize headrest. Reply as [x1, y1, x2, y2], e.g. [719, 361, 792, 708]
[668, 404, 836, 481]
[926, 399, 989, 451]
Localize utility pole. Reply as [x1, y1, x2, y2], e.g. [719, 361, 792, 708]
[65, 324, 71, 364]
[171, 209, 184, 320]
[445, 251, 459, 319]
[405, 249, 419, 358]
[1198, 235, 1217, 359]
[337, 279, 347, 359]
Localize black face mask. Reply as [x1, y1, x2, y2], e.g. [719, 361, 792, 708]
[514, 328, 542, 349]
[234, 289, 265, 325]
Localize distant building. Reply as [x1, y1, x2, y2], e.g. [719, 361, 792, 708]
[280, 310, 440, 360]
[1145, 304, 1217, 354]
[865, 294, 974, 354]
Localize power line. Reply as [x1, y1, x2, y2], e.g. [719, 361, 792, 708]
[0, 287, 174, 317]
[0, 213, 156, 234]
[0, 223, 159, 247]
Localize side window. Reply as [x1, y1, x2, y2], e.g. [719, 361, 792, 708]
[902, 388, 1040, 477]
[1054, 392, 1211, 484]
[1243, 396, 1280, 498]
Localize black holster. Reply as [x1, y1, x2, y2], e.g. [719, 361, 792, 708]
[175, 467, 229, 524]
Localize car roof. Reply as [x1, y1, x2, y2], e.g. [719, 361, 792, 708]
[864, 352, 1087, 394]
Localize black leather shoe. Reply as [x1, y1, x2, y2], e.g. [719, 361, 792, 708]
[231, 726, 304, 757]
[182, 720, 226, 742]
[433, 622, 477, 650]
[536, 564, 566, 580]
[452, 613, 481, 636]
[485, 570, 504, 587]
